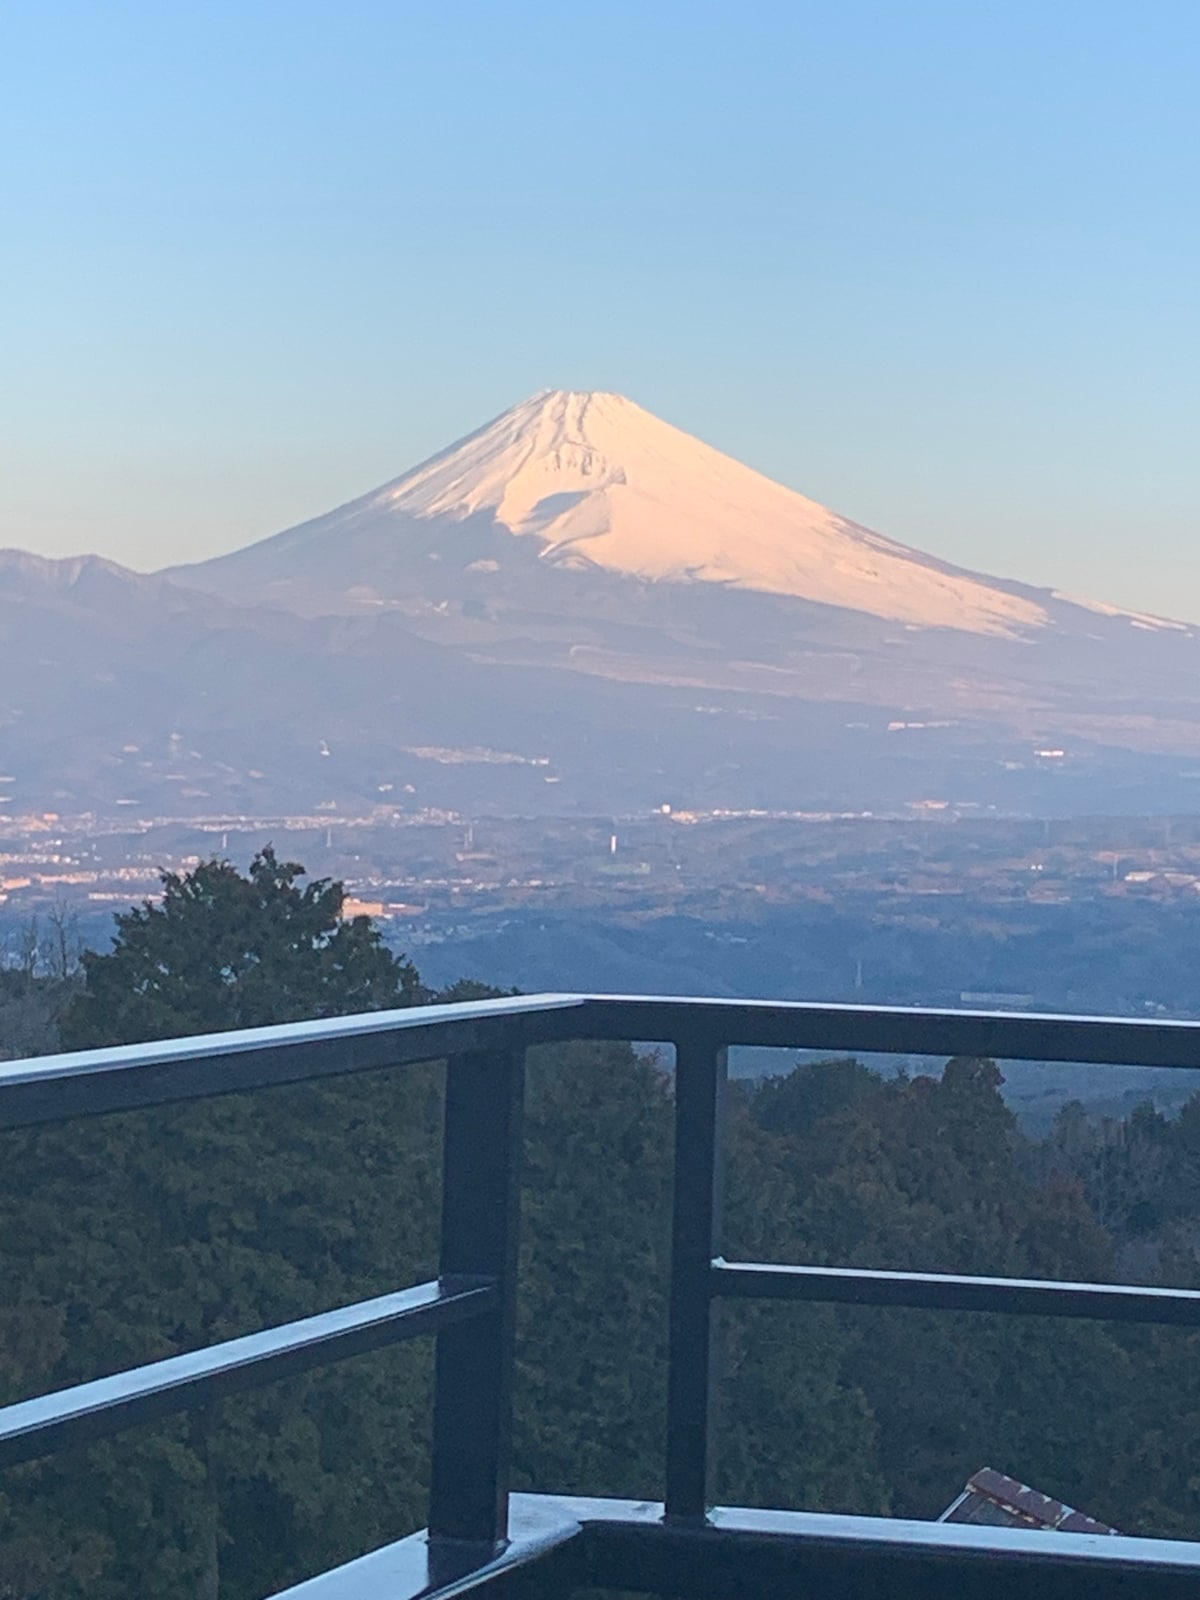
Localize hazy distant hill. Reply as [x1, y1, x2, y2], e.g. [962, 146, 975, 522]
[8, 548, 979, 817]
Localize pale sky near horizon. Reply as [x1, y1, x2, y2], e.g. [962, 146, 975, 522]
[2, 2, 1197, 617]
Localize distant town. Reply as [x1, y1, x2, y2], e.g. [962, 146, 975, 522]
[3, 803, 1200, 912]
[5, 804, 1200, 1024]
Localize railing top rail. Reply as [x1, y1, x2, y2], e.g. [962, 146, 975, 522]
[0, 993, 585, 1128]
[554, 994, 1200, 1066]
[4, 992, 1200, 1128]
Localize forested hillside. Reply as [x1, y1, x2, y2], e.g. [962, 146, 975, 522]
[3, 864, 1200, 1596]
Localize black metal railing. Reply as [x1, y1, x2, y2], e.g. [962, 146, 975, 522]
[5, 993, 1200, 1598]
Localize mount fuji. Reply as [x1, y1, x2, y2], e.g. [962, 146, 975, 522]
[4, 391, 1200, 819]
[169, 389, 1181, 645]
[165, 392, 1200, 776]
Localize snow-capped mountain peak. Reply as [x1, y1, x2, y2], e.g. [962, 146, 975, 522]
[168, 390, 1190, 644]
[350, 388, 1048, 636]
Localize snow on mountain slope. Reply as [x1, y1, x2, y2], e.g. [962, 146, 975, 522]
[358, 390, 1053, 635]
[360, 390, 1062, 633]
[174, 390, 1057, 637]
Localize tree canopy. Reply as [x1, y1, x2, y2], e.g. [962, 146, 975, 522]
[59, 848, 420, 1050]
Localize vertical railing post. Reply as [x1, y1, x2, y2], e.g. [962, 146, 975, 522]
[428, 1045, 525, 1552]
[664, 1031, 727, 1521]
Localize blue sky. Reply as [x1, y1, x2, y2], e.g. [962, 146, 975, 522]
[2, 1, 1197, 616]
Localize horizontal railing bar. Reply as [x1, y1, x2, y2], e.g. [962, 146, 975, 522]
[263, 1493, 1200, 1599]
[0, 1278, 496, 1469]
[5, 994, 1200, 1128]
[713, 1260, 1200, 1325]
[553, 995, 1200, 1069]
[0, 995, 585, 1128]
[530, 1493, 1200, 1597]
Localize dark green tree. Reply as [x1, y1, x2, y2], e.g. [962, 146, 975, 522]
[60, 848, 420, 1050]
[3, 850, 433, 1598]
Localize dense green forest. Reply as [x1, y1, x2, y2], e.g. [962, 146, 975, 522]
[2, 855, 1200, 1596]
